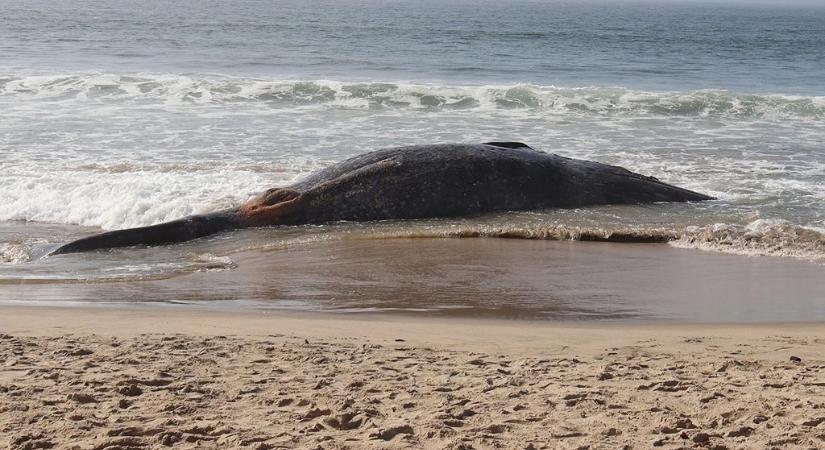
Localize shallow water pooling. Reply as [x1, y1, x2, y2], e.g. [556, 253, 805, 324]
[1, 213, 824, 322]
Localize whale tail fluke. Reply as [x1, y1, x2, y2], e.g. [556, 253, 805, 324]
[650, 182, 714, 202]
[565, 158, 715, 206]
[620, 172, 715, 203]
[50, 210, 240, 255]
[605, 175, 715, 205]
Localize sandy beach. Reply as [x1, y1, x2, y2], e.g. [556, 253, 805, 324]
[3, 1, 825, 449]
[2, 306, 823, 450]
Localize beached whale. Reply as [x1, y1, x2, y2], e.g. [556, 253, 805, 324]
[51, 142, 713, 254]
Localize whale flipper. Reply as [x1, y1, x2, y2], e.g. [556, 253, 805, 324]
[50, 211, 239, 255]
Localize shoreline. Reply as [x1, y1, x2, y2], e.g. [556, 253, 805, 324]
[3, 237, 825, 322]
[2, 306, 824, 449]
[3, 304, 825, 354]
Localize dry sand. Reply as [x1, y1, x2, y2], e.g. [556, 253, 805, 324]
[1, 306, 824, 449]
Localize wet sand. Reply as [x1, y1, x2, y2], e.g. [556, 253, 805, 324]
[2, 307, 825, 449]
[3, 237, 825, 321]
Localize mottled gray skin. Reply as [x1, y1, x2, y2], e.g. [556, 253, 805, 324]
[51, 142, 713, 254]
[288, 142, 710, 223]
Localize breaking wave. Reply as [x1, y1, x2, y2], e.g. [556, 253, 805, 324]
[0, 242, 31, 264]
[2, 73, 824, 119]
[338, 219, 825, 263]
[671, 219, 825, 262]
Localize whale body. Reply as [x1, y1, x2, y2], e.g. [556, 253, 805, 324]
[51, 142, 713, 254]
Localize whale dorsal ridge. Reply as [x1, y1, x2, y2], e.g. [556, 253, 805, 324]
[483, 142, 533, 150]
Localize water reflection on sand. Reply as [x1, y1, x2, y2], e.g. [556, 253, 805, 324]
[1, 222, 823, 322]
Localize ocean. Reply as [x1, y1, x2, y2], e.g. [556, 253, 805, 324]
[1, 0, 823, 319]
